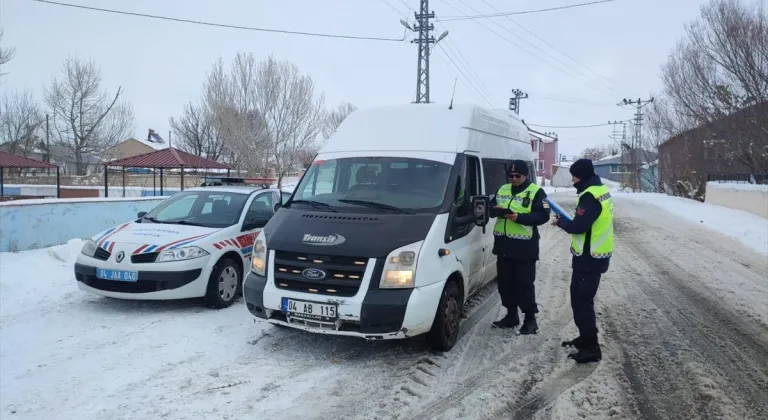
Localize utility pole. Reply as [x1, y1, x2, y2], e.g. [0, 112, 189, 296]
[400, 2, 448, 104]
[509, 89, 529, 115]
[618, 97, 654, 191]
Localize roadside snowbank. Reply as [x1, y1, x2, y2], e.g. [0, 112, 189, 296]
[616, 192, 768, 255]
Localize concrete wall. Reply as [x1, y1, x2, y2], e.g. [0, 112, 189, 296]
[705, 182, 768, 219]
[0, 197, 166, 252]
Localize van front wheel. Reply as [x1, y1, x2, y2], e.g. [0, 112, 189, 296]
[426, 281, 462, 352]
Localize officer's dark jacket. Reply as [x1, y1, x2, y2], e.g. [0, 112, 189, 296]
[556, 174, 610, 273]
[489, 180, 550, 260]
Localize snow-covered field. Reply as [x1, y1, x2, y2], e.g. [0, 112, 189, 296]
[1, 193, 767, 419]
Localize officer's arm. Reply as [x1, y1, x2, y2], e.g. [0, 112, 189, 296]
[514, 189, 551, 226]
[556, 193, 602, 234]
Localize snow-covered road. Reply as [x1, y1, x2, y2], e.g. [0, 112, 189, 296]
[1, 194, 767, 420]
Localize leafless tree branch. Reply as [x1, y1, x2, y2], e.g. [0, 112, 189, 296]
[0, 90, 44, 155]
[45, 57, 135, 175]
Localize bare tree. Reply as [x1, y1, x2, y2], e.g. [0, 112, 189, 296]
[45, 58, 134, 175]
[0, 90, 44, 155]
[581, 147, 607, 161]
[169, 102, 224, 161]
[323, 101, 357, 139]
[0, 29, 16, 79]
[201, 56, 271, 174]
[250, 55, 326, 188]
[660, 0, 768, 176]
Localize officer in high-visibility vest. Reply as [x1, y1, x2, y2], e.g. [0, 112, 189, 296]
[489, 160, 551, 334]
[552, 158, 613, 364]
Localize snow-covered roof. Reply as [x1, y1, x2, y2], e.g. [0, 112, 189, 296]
[596, 153, 622, 163]
[529, 131, 557, 144]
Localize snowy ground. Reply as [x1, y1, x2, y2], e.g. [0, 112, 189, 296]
[1, 193, 767, 419]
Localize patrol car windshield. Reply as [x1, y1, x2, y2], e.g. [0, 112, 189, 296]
[289, 157, 452, 213]
[140, 191, 249, 228]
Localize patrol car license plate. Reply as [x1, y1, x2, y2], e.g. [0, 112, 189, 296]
[96, 268, 139, 282]
[282, 298, 337, 321]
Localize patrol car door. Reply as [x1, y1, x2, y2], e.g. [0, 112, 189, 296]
[447, 154, 486, 294]
[239, 192, 276, 265]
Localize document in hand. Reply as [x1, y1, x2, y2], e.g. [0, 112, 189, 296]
[546, 197, 573, 222]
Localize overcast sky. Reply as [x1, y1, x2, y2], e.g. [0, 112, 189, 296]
[2, 0, 717, 156]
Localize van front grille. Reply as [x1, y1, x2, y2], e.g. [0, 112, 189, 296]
[273, 250, 367, 297]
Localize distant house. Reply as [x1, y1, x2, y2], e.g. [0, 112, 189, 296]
[593, 149, 658, 189]
[658, 101, 768, 199]
[529, 130, 558, 179]
[102, 138, 166, 162]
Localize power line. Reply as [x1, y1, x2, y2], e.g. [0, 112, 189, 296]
[32, 0, 407, 42]
[478, 0, 627, 94]
[440, 0, 621, 22]
[440, 0, 619, 98]
[434, 44, 493, 107]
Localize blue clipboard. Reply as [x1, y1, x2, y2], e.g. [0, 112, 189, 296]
[546, 197, 572, 222]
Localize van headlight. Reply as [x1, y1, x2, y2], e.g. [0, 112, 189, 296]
[81, 239, 98, 257]
[380, 240, 423, 289]
[156, 246, 209, 262]
[251, 234, 268, 276]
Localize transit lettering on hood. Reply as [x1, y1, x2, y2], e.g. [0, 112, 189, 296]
[301, 234, 346, 246]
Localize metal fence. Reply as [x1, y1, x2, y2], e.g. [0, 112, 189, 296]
[707, 173, 768, 184]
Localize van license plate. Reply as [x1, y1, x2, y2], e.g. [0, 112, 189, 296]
[282, 298, 337, 321]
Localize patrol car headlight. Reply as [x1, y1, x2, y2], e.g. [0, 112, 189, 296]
[251, 235, 267, 276]
[380, 240, 423, 289]
[81, 239, 98, 257]
[156, 246, 209, 262]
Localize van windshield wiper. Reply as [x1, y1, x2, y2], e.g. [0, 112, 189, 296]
[338, 199, 413, 214]
[289, 199, 338, 212]
[142, 216, 170, 224]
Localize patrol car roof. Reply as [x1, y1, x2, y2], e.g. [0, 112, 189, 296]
[184, 186, 281, 195]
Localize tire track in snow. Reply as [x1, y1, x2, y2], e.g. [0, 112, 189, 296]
[607, 219, 768, 419]
[401, 224, 576, 420]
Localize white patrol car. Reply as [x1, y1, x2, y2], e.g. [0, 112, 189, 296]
[74, 180, 291, 308]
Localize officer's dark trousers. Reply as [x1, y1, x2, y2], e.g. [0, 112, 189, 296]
[570, 271, 601, 338]
[497, 257, 538, 314]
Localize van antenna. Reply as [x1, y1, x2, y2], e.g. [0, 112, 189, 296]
[448, 78, 457, 109]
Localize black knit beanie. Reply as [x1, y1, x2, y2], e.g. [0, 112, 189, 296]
[569, 158, 595, 180]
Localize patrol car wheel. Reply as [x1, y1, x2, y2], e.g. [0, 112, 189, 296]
[426, 280, 462, 352]
[204, 258, 241, 309]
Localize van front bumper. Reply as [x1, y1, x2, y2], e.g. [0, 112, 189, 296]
[243, 270, 444, 340]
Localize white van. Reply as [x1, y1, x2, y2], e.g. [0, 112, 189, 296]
[243, 104, 535, 351]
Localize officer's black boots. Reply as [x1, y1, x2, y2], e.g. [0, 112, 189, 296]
[493, 311, 520, 329]
[567, 336, 602, 363]
[561, 336, 586, 350]
[518, 313, 538, 335]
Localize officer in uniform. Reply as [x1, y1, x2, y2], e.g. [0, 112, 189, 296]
[552, 158, 613, 363]
[489, 160, 551, 334]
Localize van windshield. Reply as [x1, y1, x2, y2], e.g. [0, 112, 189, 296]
[289, 157, 452, 213]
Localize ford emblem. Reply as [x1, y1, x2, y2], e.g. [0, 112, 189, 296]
[301, 268, 326, 280]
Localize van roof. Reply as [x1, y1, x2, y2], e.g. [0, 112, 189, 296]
[321, 104, 530, 155]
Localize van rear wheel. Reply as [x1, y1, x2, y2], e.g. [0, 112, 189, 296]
[426, 281, 462, 352]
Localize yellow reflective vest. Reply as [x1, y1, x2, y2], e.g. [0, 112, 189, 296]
[570, 184, 614, 258]
[493, 183, 541, 240]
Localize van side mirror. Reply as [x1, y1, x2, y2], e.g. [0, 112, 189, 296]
[137, 211, 147, 219]
[274, 202, 282, 212]
[472, 195, 490, 227]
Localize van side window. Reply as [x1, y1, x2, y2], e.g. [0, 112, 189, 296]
[482, 158, 508, 195]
